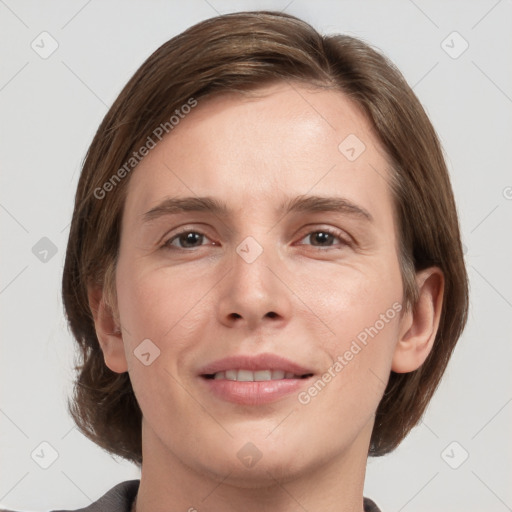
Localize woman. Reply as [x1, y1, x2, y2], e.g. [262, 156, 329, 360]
[22, 10, 469, 512]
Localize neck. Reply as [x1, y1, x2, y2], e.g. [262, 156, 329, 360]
[133, 420, 371, 512]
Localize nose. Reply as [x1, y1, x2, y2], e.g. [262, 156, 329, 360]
[216, 239, 292, 331]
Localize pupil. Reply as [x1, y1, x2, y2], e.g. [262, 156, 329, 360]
[181, 232, 201, 247]
[313, 232, 332, 245]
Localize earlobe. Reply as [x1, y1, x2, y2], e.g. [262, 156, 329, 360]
[391, 267, 444, 373]
[87, 284, 128, 374]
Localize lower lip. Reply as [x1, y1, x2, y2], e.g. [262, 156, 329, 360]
[200, 377, 311, 405]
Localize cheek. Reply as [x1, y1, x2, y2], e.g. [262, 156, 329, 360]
[305, 254, 404, 383]
[293, 267, 404, 437]
[115, 257, 217, 388]
[302, 254, 403, 337]
[116, 260, 202, 336]
[289, 266, 404, 454]
[114, 263, 208, 416]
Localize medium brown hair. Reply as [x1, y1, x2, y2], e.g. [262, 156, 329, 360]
[62, 10, 468, 465]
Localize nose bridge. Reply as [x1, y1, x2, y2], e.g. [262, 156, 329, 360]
[216, 233, 290, 328]
[232, 233, 277, 300]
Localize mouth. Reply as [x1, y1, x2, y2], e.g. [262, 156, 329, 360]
[198, 353, 315, 405]
[202, 370, 313, 381]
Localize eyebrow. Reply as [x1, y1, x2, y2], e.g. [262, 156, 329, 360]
[142, 195, 373, 223]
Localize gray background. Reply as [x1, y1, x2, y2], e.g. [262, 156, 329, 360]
[1, 0, 511, 511]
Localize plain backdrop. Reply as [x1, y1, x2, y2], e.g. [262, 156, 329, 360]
[1, 1, 511, 511]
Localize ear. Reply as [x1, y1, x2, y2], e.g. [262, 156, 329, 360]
[392, 267, 444, 373]
[87, 284, 128, 373]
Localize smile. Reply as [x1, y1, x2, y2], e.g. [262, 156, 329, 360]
[203, 369, 313, 381]
[198, 352, 315, 405]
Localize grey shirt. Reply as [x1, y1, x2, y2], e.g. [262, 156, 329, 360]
[2, 480, 381, 511]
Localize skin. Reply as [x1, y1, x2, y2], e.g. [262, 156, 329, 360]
[89, 82, 444, 512]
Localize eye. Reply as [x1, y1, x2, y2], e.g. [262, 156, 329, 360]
[161, 227, 349, 251]
[163, 230, 214, 250]
[297, 228, 349, 248]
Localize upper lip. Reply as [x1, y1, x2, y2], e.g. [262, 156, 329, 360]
[199, 353, 314, 376]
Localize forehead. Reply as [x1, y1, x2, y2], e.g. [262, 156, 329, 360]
[122, 81, 393, 222]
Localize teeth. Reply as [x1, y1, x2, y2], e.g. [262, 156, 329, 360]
[254, 370, 272, 381]
[271, 370, 285, 380]
[211, 369, 304, 381]
[225, 369, 237, 380]
[237, 369, 253, 382]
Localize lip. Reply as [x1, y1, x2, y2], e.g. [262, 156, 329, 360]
[198, 353, 314, 405]
[198, 353, 313, 376]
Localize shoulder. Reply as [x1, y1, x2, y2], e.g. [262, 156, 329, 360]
[0, 480, 140, 512]
[364, 496, 382, 511]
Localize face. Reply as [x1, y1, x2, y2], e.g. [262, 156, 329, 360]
[111, 82, 409, 485]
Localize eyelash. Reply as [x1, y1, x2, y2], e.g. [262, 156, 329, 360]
[161, 227, 351, 251]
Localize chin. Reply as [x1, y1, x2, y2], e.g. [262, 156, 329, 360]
[193, 435, 317, 487]
[202, 454, 311, 489]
